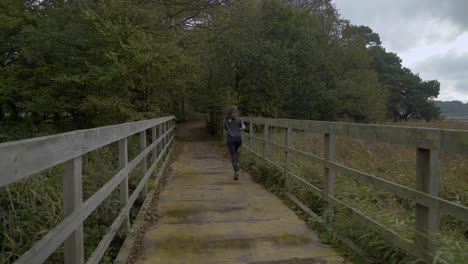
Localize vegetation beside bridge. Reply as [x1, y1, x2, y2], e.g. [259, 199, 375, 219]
[1, 0, 442, 142]
[0, 1, 464, 263]
[240, 119, 468, 264]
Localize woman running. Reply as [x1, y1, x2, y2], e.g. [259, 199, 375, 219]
[224, 106, 245, 180]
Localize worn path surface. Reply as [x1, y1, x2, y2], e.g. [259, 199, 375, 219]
[135, 121, 346, 264]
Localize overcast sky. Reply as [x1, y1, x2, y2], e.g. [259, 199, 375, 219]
[332, 0, 468, 102]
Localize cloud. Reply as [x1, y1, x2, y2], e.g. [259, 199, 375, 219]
[432, 1, 468, 29]
[415, 51, 468, 101]
[435, 80, 468, 102]
[332, 0, 468, 53]
[417, 52, 468, 80]
[332, 0, 468, 102]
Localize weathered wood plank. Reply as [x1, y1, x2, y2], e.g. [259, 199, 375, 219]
[245, 132, 468, 223]
[263, 124, 269, 158]
[139, 131, 147, 197]
[86, 135, 174, 264]
[152, 137, 174, 189]
[86, 214, 125, 264]
[285, 127, 292, 170]
[324, 133, 336, 199]
[285, 173, 449, 264]
[415, 148, 439, 262]
[249, 122, 253, 150]
[112, 188, 155, 264]
[162, 122, 167, 161]
[284, 126, 292, 190]
[242, 117, 468, 155]
[287, 171, 417, 250]
[284, 193, 375, 263]
[152, 126, 157, 162]
[13, 126, 175, 264]
[62, 157, 84, 264]
[127, 135, 174, 221]
[0, 116, 176, 187]
[118, 138, 130, 231]
[242, 143, 425, 260]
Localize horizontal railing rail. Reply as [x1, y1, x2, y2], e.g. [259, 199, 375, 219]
[245, 117, 468, 154]
[0, 116, 175, 187]
[0, 116, 176, 264]
[246, 133, 468, 222]
[241, 116, 468, 264]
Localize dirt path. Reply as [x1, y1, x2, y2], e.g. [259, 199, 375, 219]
[134, 121, 346, 264]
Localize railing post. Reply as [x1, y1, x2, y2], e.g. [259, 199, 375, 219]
[249, 122, 253, 150]
[118, 138, 130, 231]
[285, 126, 292, 190]
[158, 123, 163, 157]
[171, 119, 175, 145]
[162, 122, 167, 158]
[263, 124, 269, 159]
[62, 157, 84, 264]
[170, 119, 174, 142]
[415, 148, 439, 262]
[140, 130, 147, 197]
[171, 119, 176, 148]
[324, 133, 336, 214]
[152, 126, 157, 163]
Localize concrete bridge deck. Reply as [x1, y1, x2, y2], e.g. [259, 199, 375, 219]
[135, 122, 346, 264]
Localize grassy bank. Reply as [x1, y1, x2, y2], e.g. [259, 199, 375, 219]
[0, 132, 161, 263]
[239, 121, 468, 264]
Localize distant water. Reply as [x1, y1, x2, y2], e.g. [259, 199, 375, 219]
[445, 118, 468, 123]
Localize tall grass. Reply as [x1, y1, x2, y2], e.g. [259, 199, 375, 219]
[0, 132, 156, 263]
[241, 121, 468, 263]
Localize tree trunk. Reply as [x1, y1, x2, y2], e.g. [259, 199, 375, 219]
[0, 105, 4, 121]
[8, 102, 20, 120]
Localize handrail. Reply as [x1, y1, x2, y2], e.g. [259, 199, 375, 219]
[1, 116, 176, 264]
[0, 116, 175, 187]
[246, 133, 468, 222]
[243, 117, 468, 154]
[241, 116, 467, 263]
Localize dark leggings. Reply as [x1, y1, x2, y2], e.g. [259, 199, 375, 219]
[227, 136, 242, 172]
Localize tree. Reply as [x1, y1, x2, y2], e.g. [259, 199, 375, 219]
[0, 0, 442, 138]
[343, 25, 381, 47]
[346, 25, 441, 121]
[198, 0, 387, 123]
[369, 46, 440, 121]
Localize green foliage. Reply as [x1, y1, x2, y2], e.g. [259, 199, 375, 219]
[241, 127, 468, 264]
[197, 0, 388, 122]
[367, 45, 441, 121]
[0, 0, 441, 130]
[1, 0, 198, 128]
[80, 96, 143, 126]
[0, 0, 450, 263]
[0, 137, 148, 263]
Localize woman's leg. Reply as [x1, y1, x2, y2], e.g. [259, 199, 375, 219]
[234, 139, 242, 152]
[234, 139, 242, 170]
[227, 137, 238, 172]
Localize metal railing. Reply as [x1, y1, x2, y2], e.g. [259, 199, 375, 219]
[0, 116, 176, 264]
[241, 117, 468, 263]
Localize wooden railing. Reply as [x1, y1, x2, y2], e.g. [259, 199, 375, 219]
[241, 117, 468, 263]
[0, 116, 176, 264]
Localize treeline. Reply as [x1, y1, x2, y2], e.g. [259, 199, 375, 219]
[0, 0, 441, 135]
[436, 101, 468, 116]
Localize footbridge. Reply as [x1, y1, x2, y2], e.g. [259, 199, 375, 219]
[1, 116, 467, 264]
